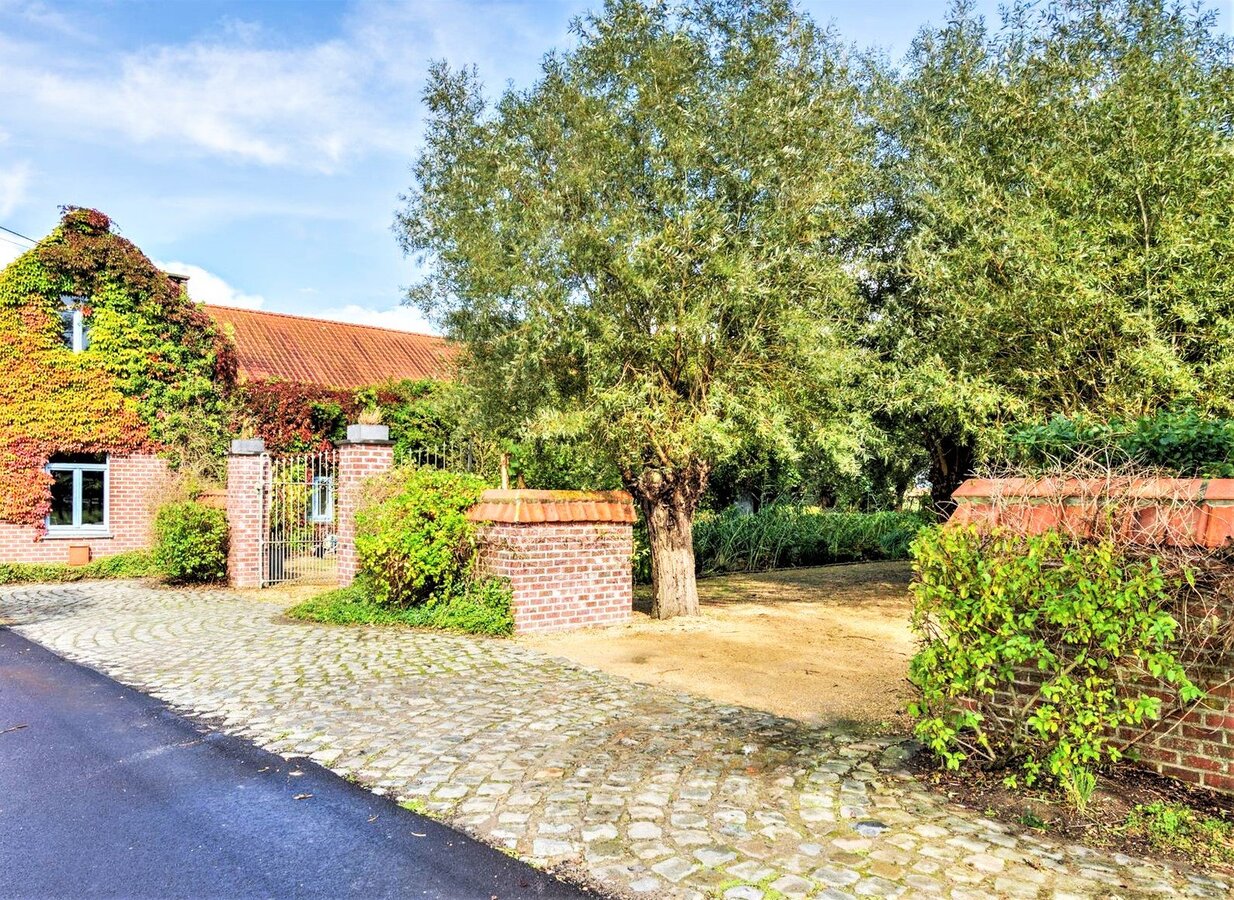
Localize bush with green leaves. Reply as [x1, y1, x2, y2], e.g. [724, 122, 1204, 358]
[152, 501, 229, 584]
[908, 525, 1202, 799]
[0, 551, 156, 585]
[354, 465, 493, 607]
[287, 579, 513, 637]
[1004, 409, 1234, 477]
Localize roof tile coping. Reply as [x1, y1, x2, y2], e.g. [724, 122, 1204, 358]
[953, 477, 1234, 502]
[468, 489, 637, 525]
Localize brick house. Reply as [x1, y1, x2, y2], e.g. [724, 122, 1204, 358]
[0, 209, 455, 566]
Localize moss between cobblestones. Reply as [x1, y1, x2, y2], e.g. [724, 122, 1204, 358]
[286, 583, 513, 636]
[0, 551, 155, 585]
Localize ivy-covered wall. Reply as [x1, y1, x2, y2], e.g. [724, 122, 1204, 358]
[0, 207, 237, 527]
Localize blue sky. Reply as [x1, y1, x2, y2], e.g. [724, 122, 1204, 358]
[1, 0, 1229, 333]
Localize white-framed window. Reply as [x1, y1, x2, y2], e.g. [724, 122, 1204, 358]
[308, 475, 334, 523]
[47, 453, 108, 535]
[59, 295, 90, 353]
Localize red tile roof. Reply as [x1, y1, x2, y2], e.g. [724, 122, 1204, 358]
[468, 490, 637, 525]
[207, 305, 457, 389]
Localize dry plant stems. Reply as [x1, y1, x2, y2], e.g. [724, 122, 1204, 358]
[357, 406, 385, 426]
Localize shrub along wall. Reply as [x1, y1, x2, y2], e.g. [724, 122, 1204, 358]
[918, 477, 1234, 797]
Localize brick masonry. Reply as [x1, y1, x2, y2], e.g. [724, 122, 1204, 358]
[470, 490, 635, 635]
[226, 449, 268, 589]
[951, 476, 1234, 795]
[0, 454, 168, 564]
[336, 440, 394, 587]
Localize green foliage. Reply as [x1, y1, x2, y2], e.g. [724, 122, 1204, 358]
[152, 501, 229, 584]
[397, 0, 876, 615]
[354, 465, 488, 606]
[1124, 802, 1234, 866]
[633, 506, 926, 582]
[908, 526, 1202, 799]
[0, 551, 155, 585]
[1006, 409, 1234, 477]
[286, 580, 513, 637]
[873, 0, 1234, 506]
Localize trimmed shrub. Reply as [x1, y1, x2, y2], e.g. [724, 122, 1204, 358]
[908, 525, 1201, 797]
[152, 501, 229, 584]
[0, 551, 155, 585]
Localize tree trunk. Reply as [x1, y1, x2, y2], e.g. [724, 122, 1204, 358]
[629, 464, 707, 619]
[643, 493, 699, 618]
[928, 434, 976, 519]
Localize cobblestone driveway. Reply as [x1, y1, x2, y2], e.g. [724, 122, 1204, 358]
[3, 582, 1229, 899]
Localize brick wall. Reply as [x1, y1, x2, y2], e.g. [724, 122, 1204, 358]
[226, 448, 268, 589]
[336, 440, 394, 587]
[0, 453, 168, 564]
[950, 476, 1234, 795]
[468, 490, 635, 635]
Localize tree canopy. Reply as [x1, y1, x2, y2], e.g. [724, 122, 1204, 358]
[873, 0, 1234, 509]
[397, 0, 877, 616]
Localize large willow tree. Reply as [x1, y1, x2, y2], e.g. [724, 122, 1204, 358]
[874, 0, 1234, 511]
[396, 0, 874, 617]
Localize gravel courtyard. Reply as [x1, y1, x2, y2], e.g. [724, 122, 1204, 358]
[2, 581, 1229, 899]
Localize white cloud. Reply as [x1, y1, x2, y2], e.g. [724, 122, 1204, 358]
[0, 161, 31, 218]
[0, 2, 578, 173]
[154, 260, 265, 310]
[0, 238, 28, 270]
[312, 303, 438, 335]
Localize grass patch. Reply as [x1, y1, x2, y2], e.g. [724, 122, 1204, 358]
[287, 581, 513, 636]
[1123, 802, 1234, 867]
[0, 551, 156, 585]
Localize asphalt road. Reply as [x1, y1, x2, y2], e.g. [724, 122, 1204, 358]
[0, 628, 591, 900]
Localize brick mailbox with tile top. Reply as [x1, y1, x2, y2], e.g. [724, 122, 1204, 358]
[468, 489, 636, 635]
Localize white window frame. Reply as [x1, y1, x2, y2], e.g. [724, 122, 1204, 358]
[308, 475, 334, 524]
[46, 456, 109, 537]
[59, 295, 89, 353]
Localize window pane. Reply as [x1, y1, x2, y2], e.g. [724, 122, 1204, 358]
[80, 471, 105, 525]
[49, 453, 107, 465]
[60, 308, 75, 349]
[49, 470, 75, 526]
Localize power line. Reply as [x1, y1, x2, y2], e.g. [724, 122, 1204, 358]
[0, 223, 36, 245]
[0, 234, 31, 251]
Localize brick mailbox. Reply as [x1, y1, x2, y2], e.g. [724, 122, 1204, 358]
[468, 489, 636, 635]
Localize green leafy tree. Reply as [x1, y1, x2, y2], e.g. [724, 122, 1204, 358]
[396, 0, 875, 617]
[874, 0, 1234, 511]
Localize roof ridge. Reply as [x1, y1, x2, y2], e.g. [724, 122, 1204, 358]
[205, 303, 447, 341]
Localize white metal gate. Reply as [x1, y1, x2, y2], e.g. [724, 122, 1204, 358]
[263, 450, 339, 586]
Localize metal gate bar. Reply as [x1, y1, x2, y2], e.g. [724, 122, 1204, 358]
[263, 449, 339, 587]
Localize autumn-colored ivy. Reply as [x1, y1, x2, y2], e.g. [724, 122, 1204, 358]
[0, 207, 237, 527]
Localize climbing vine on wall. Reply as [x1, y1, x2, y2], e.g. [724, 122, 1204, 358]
[0, 207, 237, 527]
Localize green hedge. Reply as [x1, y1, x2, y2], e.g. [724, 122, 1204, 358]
[1005, 408, 1234, 476]
[152, 501, 229, 584]
[635, 506, 928, 582]
[0, 550, 156, 585]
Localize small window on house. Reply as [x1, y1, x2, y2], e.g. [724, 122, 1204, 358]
[46, 453, 108, 534]
[308, 476, 334, 523]
[59, 295, 90, 352]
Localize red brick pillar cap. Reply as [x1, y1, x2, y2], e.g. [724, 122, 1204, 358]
[468, 489, 637, 524]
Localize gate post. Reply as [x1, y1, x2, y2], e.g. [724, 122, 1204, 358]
[337, 426, 394, 587]
[226, 438, 267, 589]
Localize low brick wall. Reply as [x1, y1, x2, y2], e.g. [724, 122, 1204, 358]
[950, 476, 1234, 795]
[0, 454, 168, 564]
[469, 490, 635, 634]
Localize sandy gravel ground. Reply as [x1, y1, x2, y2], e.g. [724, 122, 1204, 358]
[522, 561, 916, 731]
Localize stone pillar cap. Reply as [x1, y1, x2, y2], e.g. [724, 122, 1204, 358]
[468, 489, 636, 524]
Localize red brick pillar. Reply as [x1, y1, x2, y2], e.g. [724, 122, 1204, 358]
[337, 426, 395, 587]
[226, 439, 267, 589]
[468, 490, 636, 634]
